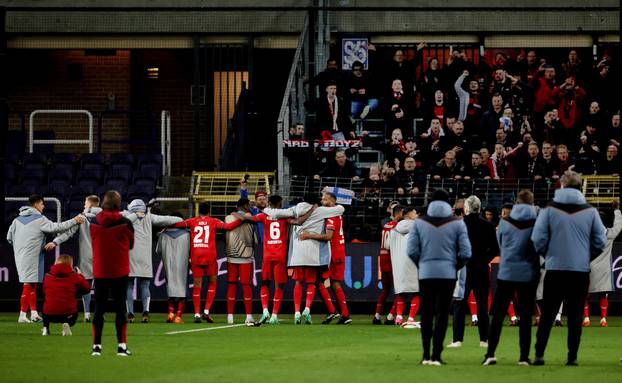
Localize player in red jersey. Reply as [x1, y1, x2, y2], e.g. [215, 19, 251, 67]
[373, 204, 404, 325]
[254, 195, 289, 325]
[172, 202, 242, 323]
[300, 192, 351, 324]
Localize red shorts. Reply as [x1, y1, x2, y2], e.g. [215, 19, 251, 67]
[191, 260, 218, 278]
[262, 259, 288, 285]
[379, 253, 393, 273]
[227, 262, 253, 284]
[323, 260, 345, 282]
[292, 267, 318, 283]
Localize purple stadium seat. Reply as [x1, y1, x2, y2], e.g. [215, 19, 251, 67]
[23, 152, 48, 167]
[48, 166, 74, 183]
[80, 153, 105, 169]
[8, 183, 38, 196]
[107, 163, 133, 182]
[137, 153, 163, 169]
[110, 153, 135, 167]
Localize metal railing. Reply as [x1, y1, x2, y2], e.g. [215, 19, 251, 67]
[276, 14, 309, 187]
[29, 109, 93, 153]
[5, 197, 63, 257]
[160, 110, 172, 177]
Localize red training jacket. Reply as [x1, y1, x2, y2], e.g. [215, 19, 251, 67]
[43, 263, 91, 315]
[90, 210, 134, 279]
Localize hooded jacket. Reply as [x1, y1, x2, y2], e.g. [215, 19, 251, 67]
[43, 262, 91, 315]
[263, 203, 345, 267]
[589, 209, 622, 292]
[52, 207, 102, 279]
[124, 199, 183, 278]
[7, 206, 79, 283]
[497, 204, 539, 282]
[385, 218, 419, 294]
[90, 210, 134, 279]
[407, 201, 472, 280]
[156, 228, 190, 298]
[531, 188, 607, 273]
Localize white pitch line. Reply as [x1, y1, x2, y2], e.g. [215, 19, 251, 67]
[165, 323, 246, 335]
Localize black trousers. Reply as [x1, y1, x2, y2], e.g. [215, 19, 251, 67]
[42, 313, 78, 329]
[487, 279, 538, 360]
[419, 279, 456, 361]
[535, 271, 589, 361]
[453, 268, 489, 342]
[93, 276, 128, 345]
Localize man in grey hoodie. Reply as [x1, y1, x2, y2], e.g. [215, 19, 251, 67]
[7, 195, 84, 323]
[484, 190, 540, 366]
[124, 199, 182, 323]
[47, 195, 102, 322]
[407, 189, 472, 366]
[531, 171, 607, 366]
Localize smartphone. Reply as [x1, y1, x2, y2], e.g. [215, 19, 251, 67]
[244, 174, 250, 183]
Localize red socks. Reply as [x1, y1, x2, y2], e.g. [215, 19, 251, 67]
[227, 283, 237, 314]
[273, 288, 283, 315]
[20, 283, 34, 312]
[294, 283, 302, 312]
[192, 285, 201, 314]
[334, 286, 349, 317]
[375, 272, 392, 315]
[395, 295, 405, 317]
[468, 291, 477, 316]
[305, 284, 316, 310]
[318, 283, 336, 314]
[375, 288, 388, 315]
[507, 300, 516, 317]
[167, 298, 175, 315]
[205, 281, 217, 312]
[389, 300, 396, 316]
[176, 300, 185, 318]
[408, 295, 420, 318]
[600, 295, 608, 318]
[260, 285, 270, 311]
[584, 297, 590, 318]
[243, 284, 253, 315]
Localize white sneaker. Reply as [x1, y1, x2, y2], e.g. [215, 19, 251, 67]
[428, 360, 442, 366]
[421, 359, 431, 365]
[480, 341, 489, 348]
[41, 327, 49, 336]
[447, 341, 462, 348]
[18, 312, 31, 323]
[31, 312, 43, 323]
[401, 320, 420, 329]
[227, 315, 234, 325]
[482, 356, 497, 365]
[62, 323, 72, 336]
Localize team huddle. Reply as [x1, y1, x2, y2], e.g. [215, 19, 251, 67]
[5, 172, 621, 364]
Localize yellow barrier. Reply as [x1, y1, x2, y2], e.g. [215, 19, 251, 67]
[191, 171, 274, 215]
[582, 175, 620, 205]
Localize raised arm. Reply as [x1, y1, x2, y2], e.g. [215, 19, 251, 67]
[52, 224, 80, 246]
[312, 205, 345, 221]
[590, 209, 607, 254]
[150, 214, 183, 227]
[607, 209, 622, 240]
[262, 206, 298, 219]
[39, 215, 82, 234]
[288, 205, 316, 226]
[454, 72, 469, 121]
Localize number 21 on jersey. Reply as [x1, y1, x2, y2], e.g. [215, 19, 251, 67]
[193, 225, 210, 244]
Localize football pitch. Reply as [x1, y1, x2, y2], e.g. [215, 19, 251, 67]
[0, 313, 620, 382]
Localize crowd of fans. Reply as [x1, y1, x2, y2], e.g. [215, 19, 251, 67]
[286, 46, 620, 204]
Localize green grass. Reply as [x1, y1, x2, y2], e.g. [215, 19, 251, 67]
[0, 313, 621, 382]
